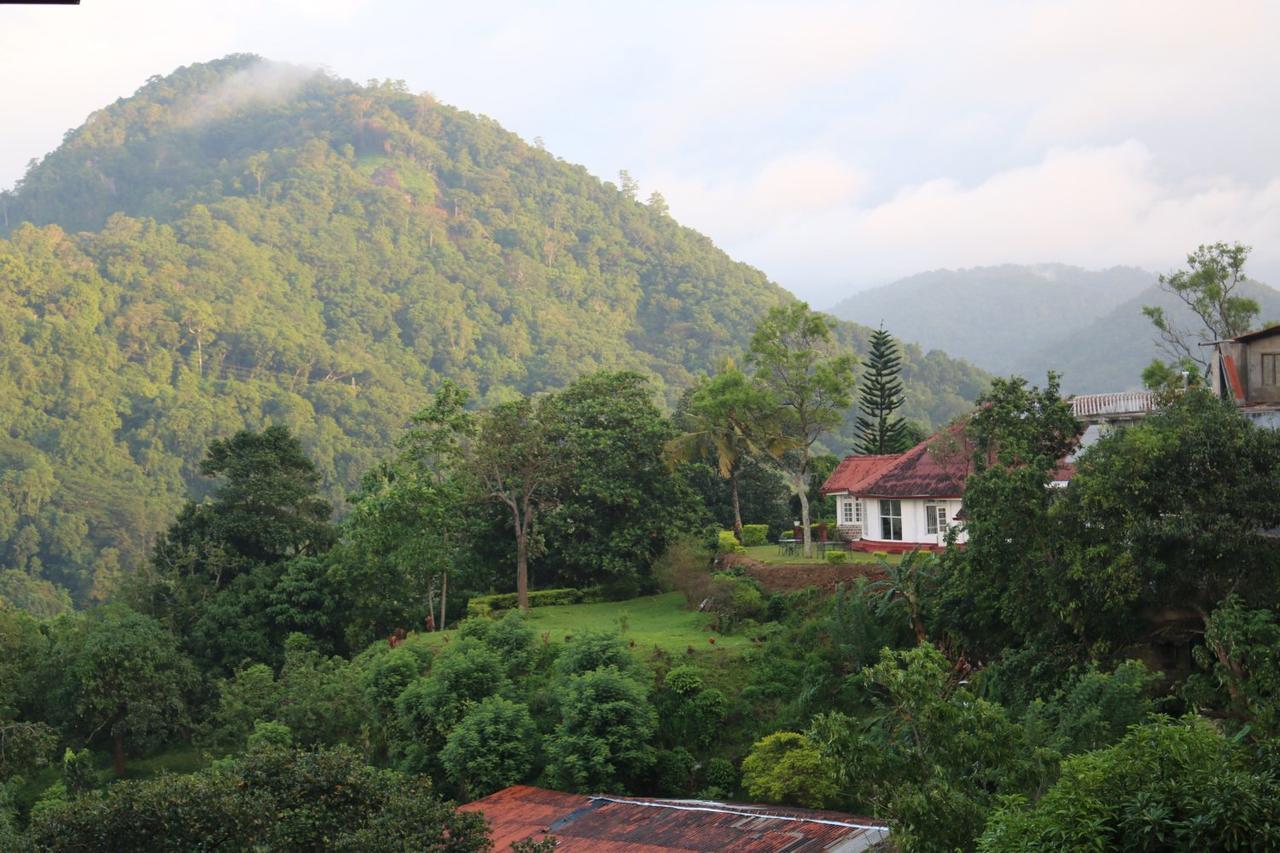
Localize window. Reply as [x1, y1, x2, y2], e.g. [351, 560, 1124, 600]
[841, 498, 863, 524]
[925, 503, 949, 535]
[1263, 353, 1280, 387]
[879, 499, 902, 541]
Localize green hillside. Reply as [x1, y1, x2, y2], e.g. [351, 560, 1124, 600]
[0, 55, 987, 608]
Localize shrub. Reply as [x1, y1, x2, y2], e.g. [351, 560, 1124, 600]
[544, 667, 657, 794]
[394, 642, 508, 771]
[741, 732, 839, 808]
[554, 631, 638, 677]
[27, 746, 490, 853]
[652, 537, 713, 593]
[466, 587, 603, 618]
[716, 530, 744, 554]
[441, 696, 538, 799]
[826, 550, 848, 565]
[705, 573, 766, 628]
[247, 720, 293, 750]
[741, 525, 769, 547]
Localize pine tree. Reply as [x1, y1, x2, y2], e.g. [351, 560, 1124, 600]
[854, 326, 910, 454]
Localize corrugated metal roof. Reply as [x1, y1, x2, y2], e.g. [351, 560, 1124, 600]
[1069, 391, 1155, 418]
[1228, 324, 1280, 344]
[460, 785, 891, 852]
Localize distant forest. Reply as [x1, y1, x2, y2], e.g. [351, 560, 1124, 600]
[0, 55, 988, 608]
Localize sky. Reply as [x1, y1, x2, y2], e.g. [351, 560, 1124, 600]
[2, 0, 1278, 304]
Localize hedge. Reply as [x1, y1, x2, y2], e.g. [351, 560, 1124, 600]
[466, 587, 603, 618]
[741, 524, 769, 547]
[716, 530, 745, 554]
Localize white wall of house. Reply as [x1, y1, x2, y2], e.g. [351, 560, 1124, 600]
[834, 494, 966, 545]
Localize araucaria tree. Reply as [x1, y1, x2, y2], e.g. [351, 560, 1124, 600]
[853, 325, 910, 455]
[1143, 241, 1259, 372]
[471, 397, 565, 611]
[748, 303, 856, 557]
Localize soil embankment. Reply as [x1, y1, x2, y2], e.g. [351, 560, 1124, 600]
[721, 553, 888, 594]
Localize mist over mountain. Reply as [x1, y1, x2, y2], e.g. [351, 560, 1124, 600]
[0, 55, 988, 606]
[829, 264, 1280, 393]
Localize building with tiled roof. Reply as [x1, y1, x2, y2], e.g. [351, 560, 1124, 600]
[821, 427, 971, 552]
[461, 785, 891, 852]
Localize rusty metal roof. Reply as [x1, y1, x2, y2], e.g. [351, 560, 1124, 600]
[460, 785, 891, 852]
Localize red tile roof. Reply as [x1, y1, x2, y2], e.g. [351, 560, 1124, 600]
[823, 426, 972, 499]
[460, 785, 891, 852]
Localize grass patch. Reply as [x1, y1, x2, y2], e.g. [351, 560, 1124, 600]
[431, 592, 750, 655]
[742, 544, 900, 566]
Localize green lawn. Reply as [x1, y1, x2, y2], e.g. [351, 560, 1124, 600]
[428, 591, 750, 655]
[742, 544, 900, 566]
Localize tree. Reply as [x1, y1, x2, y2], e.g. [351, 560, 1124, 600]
[1057, 389, 1280, 647]
[741, 732, 839, 807]
[545, 666, 657, 794]
[747, 303, 856, 557]
[935, 375, 1080, 657]
[56, 606, 195, 776]
[868, 548, 938, 644]
[853, 325, 911, 454]
[667, 364, 777, 540]
[618, 169, 639, 200]
[979, 717, 1280, 851]
[542, 372, 703, 592]
[470, 397, 565, 611]
[1143, 241, 1259, 371]
[27, 745, 491, 852]
[440, 696, 538, 799]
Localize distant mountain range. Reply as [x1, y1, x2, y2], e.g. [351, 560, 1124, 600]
[828, 264, 1280, 393]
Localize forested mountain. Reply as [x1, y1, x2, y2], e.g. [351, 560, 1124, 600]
[829, 263, 1280, 392]
[1019, 279, 1280, 392]
[828, 264, 1153, 376]
[0, 55, 988, 609]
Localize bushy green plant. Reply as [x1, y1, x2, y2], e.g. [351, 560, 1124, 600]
[741, 732, 839, 808]
[826, 550, 848, 564]
[246, 720, 293, 750]
[440, 696, 538, 799]
[553, 631, 638, 678]
[545, 667, 657, 793]
[740, 525, 769, 547]
[394, 642, 508, 771]
[466, 587, 602, 618]
[716, 530, 744, 554]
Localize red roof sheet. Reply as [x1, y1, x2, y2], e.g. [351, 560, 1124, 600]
[460, 785, 891, 852]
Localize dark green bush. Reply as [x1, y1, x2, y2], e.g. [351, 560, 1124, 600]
[741, 525, 769, 547]
[466, 587, 603, 618]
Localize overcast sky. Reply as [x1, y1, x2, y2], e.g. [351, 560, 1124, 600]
[2, 0, 1277, 304]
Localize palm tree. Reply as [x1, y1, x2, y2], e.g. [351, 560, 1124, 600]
[868, 548, 938, 644]
[666, 363, 779, 540]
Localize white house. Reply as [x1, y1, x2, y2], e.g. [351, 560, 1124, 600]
[822, 426, 1075, 552]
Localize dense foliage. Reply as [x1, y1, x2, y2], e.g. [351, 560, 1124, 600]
[0, 54, 987, 610]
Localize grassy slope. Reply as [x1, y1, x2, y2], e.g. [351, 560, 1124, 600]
[741, 544, 901, 566]
[426, 592, 751, 654]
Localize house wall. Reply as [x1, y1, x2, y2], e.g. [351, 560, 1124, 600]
[1211, 341, 1247, 400]
[835, 495, 966, 546]
[1245, 338, 1280, 403]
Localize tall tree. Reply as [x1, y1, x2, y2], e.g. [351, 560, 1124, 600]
[1143, 242, 1260, 370]
[470, 397, 564, 611]
[853, 326, 911, 455]
[667, 364, 778, 540]
[56, 606, 194, 776]
[747, 303, 855, 557]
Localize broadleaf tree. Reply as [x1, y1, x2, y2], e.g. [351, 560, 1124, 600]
[747, 303, 855, 557]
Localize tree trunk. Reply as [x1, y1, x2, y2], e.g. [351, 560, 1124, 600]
[730, 468, 744, 541]
[439, 570, 448, 631]
[796, 473, 813, 558]
[515, 528, 529, 611]
[112, 730, 126, 777]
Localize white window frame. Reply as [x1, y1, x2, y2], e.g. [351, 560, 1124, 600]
[925, 503, 949, 535]
[879, 499, 902, 541]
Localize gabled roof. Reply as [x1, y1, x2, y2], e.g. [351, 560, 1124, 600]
[822, 426, 972, 499]
[461, 785, 890, 851]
